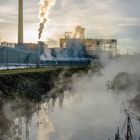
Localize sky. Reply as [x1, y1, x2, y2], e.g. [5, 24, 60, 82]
[0, 0, 140, 52]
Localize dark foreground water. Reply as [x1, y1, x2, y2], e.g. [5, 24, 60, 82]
[1, 55, 140, 140]
[0, 88, 140, 140]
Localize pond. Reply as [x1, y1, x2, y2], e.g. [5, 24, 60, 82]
[0, 60, 140, 140]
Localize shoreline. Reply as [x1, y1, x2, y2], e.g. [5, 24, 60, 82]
[0, 67, 92, 100]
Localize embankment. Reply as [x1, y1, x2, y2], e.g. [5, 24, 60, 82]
[0, 67, 90, 100]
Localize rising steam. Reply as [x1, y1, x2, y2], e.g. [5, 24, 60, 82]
[38, 0, 55, 39]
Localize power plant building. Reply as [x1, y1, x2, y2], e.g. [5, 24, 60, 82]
[0, 0, 117, 67]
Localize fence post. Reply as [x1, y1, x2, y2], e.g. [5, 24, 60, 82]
[6, 48, 9, 70]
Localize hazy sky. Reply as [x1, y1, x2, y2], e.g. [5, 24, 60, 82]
[0, 0, 140, 52]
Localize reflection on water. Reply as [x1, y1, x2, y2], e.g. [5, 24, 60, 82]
[0, 89, 140, 140]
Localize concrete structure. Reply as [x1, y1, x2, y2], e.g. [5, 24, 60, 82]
[73, 25, 85, 39]
[60, 26, 117, 57]
[18, 0, 23, 44]
[60, 39, 117, 56]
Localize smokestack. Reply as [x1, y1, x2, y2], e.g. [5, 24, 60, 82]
[18, 0, 23, 44]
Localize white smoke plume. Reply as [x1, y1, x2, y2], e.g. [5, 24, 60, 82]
[48, 54, 140, 140]
[38, 0, 55, 39]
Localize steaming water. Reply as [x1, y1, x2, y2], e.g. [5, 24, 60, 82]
[0, 55, 140, 140]
[1, 86, 140, 140]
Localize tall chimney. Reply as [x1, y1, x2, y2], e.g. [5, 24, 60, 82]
[18, 0, 23, 44]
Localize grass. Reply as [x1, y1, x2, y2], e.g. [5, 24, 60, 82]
[0, 66, 91, 75]
[0, 67, 57, 75]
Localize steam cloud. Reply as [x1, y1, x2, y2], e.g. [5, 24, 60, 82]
[38, 0, 55, 39]
[1, 53, 140, 140]
[39, 54, 140, 140]
[40, 39, 87, 60]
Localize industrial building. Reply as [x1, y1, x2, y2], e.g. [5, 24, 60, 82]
[0, 0, 117, 68]
[60, 26, 117, 57]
